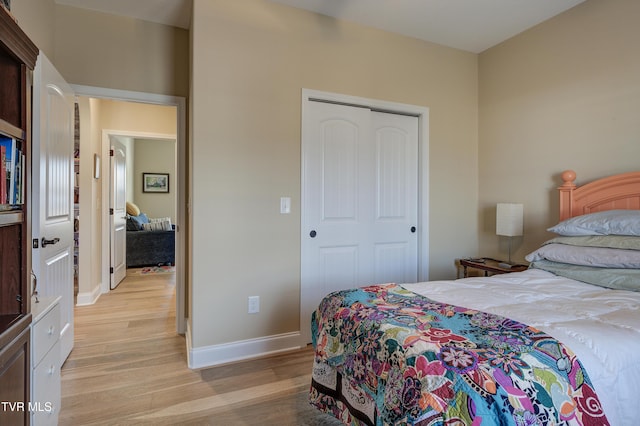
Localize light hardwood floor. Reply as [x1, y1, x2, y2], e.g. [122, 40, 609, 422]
[60, 269, 339, 425]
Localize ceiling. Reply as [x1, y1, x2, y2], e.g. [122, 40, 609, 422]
[53, 0, 587, 53]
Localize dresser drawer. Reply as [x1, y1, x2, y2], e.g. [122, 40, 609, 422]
[32, 340, 60, 426]
[32, 303, 60, 365]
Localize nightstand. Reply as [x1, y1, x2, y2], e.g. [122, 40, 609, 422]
[459, 257, 528, 278]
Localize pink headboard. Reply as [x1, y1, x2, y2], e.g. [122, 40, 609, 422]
[559, 170, 640, 220]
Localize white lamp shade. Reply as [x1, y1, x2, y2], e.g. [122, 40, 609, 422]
[496, 203, 524, 237]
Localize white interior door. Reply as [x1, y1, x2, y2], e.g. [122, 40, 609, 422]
[32, 52, 75, 362]
[301, 99, 418, 343]
[110, 137, 127, 289]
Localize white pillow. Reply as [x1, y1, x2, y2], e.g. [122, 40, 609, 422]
[149, 216, 171, 224]
[547, 210, 640, 236]
[142, 218, 172, 231]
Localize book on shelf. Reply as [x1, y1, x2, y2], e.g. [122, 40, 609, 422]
[0, 135, 22, 206]
[0, 135, 15, 205]
[0, 144, 6, 203]
[15, 151, 24, 204]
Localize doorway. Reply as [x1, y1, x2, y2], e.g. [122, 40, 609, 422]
[299, 89, 430, 344]
[108, 133, 177, 290]
[73, 85, 187, 334]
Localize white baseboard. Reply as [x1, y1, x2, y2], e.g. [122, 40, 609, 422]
[75, 284, 102, 306]
[186, 325, 302, 369]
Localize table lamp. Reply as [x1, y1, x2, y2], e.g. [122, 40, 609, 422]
[496, 203, 523, 267]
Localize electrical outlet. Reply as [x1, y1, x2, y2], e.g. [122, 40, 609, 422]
[248, 296, 260, 314]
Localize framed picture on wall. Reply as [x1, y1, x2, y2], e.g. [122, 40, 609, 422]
[143, 173, 169, 193]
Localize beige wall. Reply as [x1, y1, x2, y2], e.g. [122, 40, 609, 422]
[75, 98, 103, 301]
[96, 99, 177, 135]
[10, 0, 56, 58]
[53, 5, 189, 97]
[478, 0, 640, 263]
[11, 1, 189, 98]
[133, 138, 177, 222]
[190, 0, 478, 348]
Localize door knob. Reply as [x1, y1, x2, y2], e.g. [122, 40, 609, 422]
[309, 230, 317, 238]
[41, 237, 60, 247]
[410, 226, 416, 233]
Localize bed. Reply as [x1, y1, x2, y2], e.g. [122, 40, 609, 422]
[310, 170, 640, 425]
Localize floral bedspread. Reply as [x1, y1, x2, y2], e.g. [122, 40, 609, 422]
[310, 284, 609, 426]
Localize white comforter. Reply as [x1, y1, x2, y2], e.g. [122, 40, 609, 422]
[402, 268, 640, 426]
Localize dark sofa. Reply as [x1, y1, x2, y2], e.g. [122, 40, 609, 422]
[125, 212, 175, 267]
[126, 229, 175, 267]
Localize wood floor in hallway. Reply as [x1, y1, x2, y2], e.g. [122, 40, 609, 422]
[60, 269, 339, 425]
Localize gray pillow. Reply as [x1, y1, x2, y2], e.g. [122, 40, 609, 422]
[548, 210, 640, 236]
[127, 212, 149, 231]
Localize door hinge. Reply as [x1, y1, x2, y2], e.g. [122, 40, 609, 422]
[110, 267, 114, 274]
[110, 149, 114, 157]
[110, 208, 114, 215]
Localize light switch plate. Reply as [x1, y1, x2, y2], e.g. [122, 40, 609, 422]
[280, 197, 291, 214]
[248, 296, 259, 314]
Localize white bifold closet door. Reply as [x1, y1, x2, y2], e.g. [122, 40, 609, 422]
[301, 100, 419, 343]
